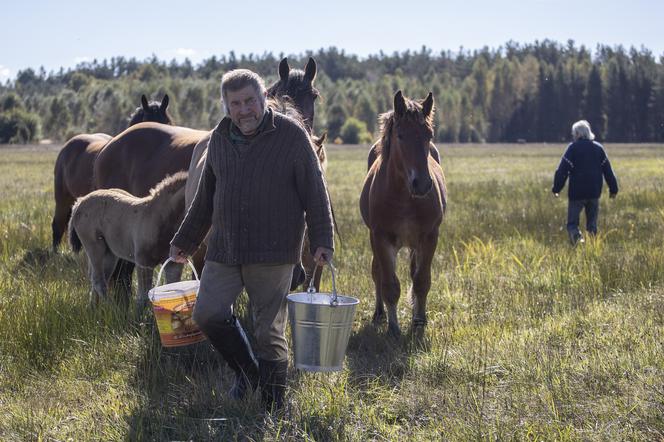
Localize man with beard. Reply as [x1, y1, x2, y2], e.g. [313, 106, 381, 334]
[170, 69, 334, 410]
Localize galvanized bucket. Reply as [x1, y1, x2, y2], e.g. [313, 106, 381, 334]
[287, 262, 359, 372]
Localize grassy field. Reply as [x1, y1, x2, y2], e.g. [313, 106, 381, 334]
[1, 143, 663, 441]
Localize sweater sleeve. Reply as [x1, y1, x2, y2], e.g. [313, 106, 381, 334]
[293, 129, 334, 254]
[552, 145, 573, 193]
[171, 139, 216, 255]
[600, 149, 619, 195]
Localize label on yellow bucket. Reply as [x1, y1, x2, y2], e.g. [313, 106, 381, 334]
[151, 289, 206, 347]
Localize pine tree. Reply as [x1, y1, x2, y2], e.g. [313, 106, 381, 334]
[584, 64, 605, 139]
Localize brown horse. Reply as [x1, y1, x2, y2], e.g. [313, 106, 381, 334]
[360, 91, 447, 337]
[51, 94, 172, 251]
[184, 57, 324, 289]
[68, 172, 188, 309]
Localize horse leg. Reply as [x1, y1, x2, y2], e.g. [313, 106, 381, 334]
[371, 232, 401, 337]
[110, 259, 134, 305]
[136, 266, 154, 314]
[51, 198, 73, 252]
[410, 232, 438, 331]
[87, 250, 110, 307]
[370, 252, 385, 325]
[101, 252, 123, 307]
[369, 232, 385, 325]
[164, 261, 184, 283]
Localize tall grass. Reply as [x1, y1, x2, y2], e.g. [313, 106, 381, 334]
[0, 143, 663, 440]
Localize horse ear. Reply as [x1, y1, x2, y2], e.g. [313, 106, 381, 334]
[394, 90, 406, 117]
[422, 92, 434, 118]
[312, 131, 327, 147]
[304, 57, 317, 83]
[279, 58, 290, 82]
[141, 94, 149, 111]
[160, 94, 170, 111]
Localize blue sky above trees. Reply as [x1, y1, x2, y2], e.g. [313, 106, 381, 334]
[1, 0, 662, 82]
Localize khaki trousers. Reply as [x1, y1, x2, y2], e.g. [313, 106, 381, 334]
[193, 261, 294, 361]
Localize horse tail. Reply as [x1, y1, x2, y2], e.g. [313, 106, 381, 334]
[69, 224, 82, 253]
[68, 204, 82, 253]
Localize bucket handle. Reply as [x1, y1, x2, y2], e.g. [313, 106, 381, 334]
[155, 257, 199, 287]
[307, 260, 338, 306]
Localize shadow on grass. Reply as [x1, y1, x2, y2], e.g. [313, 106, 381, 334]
[344, 320, 432, 386]
[12, 247, 79, 274]
[125, 306, 272, 440]
[14, 247, 54, 269]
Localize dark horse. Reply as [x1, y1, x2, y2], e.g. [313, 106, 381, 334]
[95, 58, 320, 297]
[360, 91, 447, 337]
[51, 94, 172, 251]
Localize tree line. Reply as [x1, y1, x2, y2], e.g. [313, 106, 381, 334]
[1, 40, 663, 144]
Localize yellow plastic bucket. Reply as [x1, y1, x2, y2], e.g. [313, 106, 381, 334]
[148, 258, 206, 348]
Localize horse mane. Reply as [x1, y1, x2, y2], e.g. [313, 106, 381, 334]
[267, 96, 319, 140]
[147, 171, 188, 200]
[267, 96, 304, 125]
[376, 97, 435, 160]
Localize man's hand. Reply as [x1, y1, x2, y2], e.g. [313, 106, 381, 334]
[609, 193, 617, 199]
[313, 247, 333, 266]
[169, 245, 188, 264]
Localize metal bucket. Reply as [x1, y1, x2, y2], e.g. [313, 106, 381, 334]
[287, 262, 359, 372]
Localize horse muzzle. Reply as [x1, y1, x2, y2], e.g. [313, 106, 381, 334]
[409, 176, 434, 198]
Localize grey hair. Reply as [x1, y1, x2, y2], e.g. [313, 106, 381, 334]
[572, 120, 595, 141]
[220, 69, 267, 115]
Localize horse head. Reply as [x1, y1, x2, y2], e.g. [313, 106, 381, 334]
[128, 94, 173, 127]
[387, 90, 435, 197]
[268, 57, 319, 133]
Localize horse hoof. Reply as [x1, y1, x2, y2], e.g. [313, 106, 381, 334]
[412, 325, 425, 341]
[372, 312, 386, 326]
[387, 324, 402, 339]
[412, 318, 427, 329]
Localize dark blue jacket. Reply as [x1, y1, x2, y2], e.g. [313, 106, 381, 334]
[552, 139, 619, 200]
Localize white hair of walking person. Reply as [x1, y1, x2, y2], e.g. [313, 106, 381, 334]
[572, 120, 595, 141]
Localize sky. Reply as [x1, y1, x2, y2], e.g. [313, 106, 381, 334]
[1, 0, 662, 83]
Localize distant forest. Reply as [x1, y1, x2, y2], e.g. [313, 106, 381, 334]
[1, 40, 663, 144]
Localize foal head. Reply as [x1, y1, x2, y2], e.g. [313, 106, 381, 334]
[267, 57, 319, 133]
[128, 94, 173, 127]
[379, 91, 435, 197]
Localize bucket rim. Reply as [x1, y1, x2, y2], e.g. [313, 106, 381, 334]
[287, 292, 359, 306]
[148, 279, 199, 301]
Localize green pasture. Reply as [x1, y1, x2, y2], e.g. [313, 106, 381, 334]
[0, 143, 662, 440]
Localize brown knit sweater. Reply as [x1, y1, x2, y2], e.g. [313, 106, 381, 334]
[171, 108, 334, 264]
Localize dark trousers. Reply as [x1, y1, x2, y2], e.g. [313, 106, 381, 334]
[567, 198, 599, 242]
[193, 262, 294, 361]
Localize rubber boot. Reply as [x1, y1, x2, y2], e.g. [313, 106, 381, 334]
[259, 358, 288, 411]
[205, 316, 259, 400]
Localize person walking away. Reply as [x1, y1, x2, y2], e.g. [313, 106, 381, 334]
[169, 69, 334, 410]
[552, 120, 618, 245]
